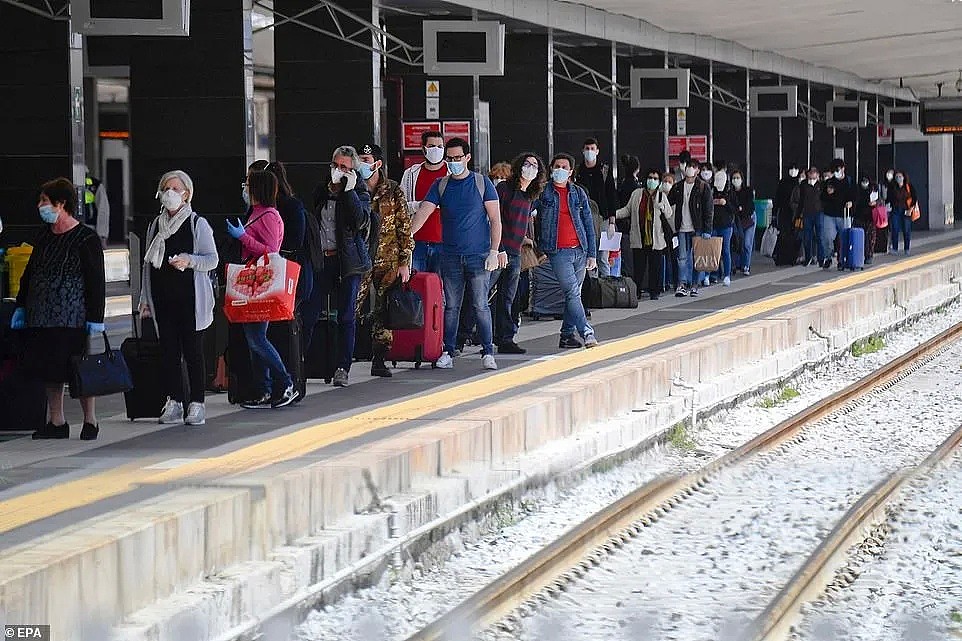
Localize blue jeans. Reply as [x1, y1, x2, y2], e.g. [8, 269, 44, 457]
[242, 322, 293, 396]
[412, 241, 442, 273]
[597, 250, 611, 277]
[712, 225, 734, 279]
[441, 252, 494, 356]
[820, 214, 848, 264]
[735, 216, 756, 270]
[803, 213, 823, 262]
[676, 231, 704, 288]
[548, 248, 593, 340]
[890, 208, 911, 252]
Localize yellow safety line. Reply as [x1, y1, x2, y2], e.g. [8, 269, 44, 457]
[1, 244, 959, 535]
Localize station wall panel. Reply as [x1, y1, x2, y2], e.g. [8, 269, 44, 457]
[617, 55, 665, 176]
[712, 68, 747, 174]
[553, 47, 612, 162]
[0, 6, 71, 243]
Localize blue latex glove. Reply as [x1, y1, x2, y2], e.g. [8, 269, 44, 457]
[86, 321, 105, 335]
[10, 307, 25, 330]
[701, 233, 712, 239]
[226, 218, 245, 239]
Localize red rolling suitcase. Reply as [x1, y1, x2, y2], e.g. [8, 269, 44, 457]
[387, 271, 444, 369]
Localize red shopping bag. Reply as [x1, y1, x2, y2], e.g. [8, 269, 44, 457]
[223, 253, 301, 323]
[872, 204, 888, 229]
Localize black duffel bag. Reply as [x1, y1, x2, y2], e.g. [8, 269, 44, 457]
[385, 279, 424, 330]
[69, 332, 134, 399]
[582, 275, 639, 310]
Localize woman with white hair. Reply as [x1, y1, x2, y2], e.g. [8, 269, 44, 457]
[139, 170, 218, 426]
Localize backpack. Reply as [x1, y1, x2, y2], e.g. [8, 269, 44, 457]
[304, 205, 325, 269]
[437, 172, 485, 200]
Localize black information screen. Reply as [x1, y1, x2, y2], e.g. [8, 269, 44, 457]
[640, 77, 679, 101]
[889, 111, 915, 127]
[832, 106, 861, 124]
[90, 0, 165, 19]
[436, 32, 487, 63]
[757, 93, 789, 112]
[922, 107, 962, 134]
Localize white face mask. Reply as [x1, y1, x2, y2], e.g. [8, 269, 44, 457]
[160, 189, 184, 211]
[860, 180, 870, 189]
[331, 167, 347, 183]
[661, 181, 673, 193]
[700, 170, 713, 182]
[424, 146, 445, 164]
[713, 175, 727, 191]
[788, 168, 799, 178]
[834, 170, 844, 180]
[886, 171, 895, 181]
[583, 149, 598, 163]
[685, 166, 698, 178]
[521, 165, 539, 181]
[732, 178, 743, 189]
[808, 177, 818, 185]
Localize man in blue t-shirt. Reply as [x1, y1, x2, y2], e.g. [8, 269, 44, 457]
[412, 137, 506, 371]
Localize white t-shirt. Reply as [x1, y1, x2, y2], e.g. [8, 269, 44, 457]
[680, 181, 695, 233]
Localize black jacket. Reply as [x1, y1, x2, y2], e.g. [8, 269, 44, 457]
[773, 176, 799, 229]
[791, 182, 823, 218]
[277, 194, 308, 262]
[821, 177, 855, 217]
[312, 180, 373, 277]
[617, 175, 641, 208]
[733, 186, 755, 226]
[576, 162, 618, 219]
[711, 185, 738, 229]
[668, 179, 714, 234]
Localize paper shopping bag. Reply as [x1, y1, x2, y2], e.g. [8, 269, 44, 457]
[224, 253, 301, 323]
[692, 236, 723, 273]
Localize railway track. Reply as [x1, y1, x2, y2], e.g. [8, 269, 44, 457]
[401, 320, 962, 641]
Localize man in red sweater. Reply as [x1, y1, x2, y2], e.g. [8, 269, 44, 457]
[400, 130, 449, 273]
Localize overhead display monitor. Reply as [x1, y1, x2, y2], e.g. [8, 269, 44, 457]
[630, 69, 690, 109]
[749, 86, 798, 118]
[826, 100, 868, 128]
[883, 106, 919, 130]
[920, 98, 962, 135]
[423, 21, 505, 76]
[71, 0, 189, 36]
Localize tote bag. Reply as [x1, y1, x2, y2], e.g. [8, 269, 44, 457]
[69, 332, 134, 399]
[224, 253, 301, 323]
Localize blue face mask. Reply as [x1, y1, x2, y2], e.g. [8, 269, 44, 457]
[646, 178, 660, 191]
[38, 204, 58, 224]
[446, 161, 465, 176]
[551, 168, 570, 184]
[357, 162, 375, 180]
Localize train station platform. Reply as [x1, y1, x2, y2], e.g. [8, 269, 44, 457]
[4, 229, 962, 640]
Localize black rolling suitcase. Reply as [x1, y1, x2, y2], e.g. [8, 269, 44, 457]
[0, 299, 47, 431]
[530, 262, 565, 320]
[121, 317, 178, 420]
[227, 319, 306, 405]
[305, 304, 338, 383]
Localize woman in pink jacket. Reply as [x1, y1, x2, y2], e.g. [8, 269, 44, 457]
[226, 170, 300, 409]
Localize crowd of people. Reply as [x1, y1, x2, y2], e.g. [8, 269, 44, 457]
[8, 132, 921, 437]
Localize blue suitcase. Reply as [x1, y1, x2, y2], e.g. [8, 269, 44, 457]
[839, 227, 865, 271]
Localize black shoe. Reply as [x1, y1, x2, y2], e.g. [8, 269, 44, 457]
[80, 422, 99, 441]
[241, 394, 272, 409]
[272, 384, 301, 407]
[822, 259, 832, 269]
[32, 421, 69, 440]
[559, 336, 582, 349]
[649, 293, 660, 301]
[371, 360, 393, 377]
[498, 341, 526, 355]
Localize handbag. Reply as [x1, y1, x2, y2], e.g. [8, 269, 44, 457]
[909, 204, 921, 222]
[69, 332, 134, 399]
[520, 243, 548, 271]
[385, 279, 424, 330]
[692, 236, 723, 272]
[223, 252, 301, 323]
[872, 204, 889, 229]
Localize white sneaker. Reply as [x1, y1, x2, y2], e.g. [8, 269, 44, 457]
[159, 398, 183, 424]
[184, 402, 206, 426]
[702, 276, 710, 287]
[742, 268, 750, 276]
[723, 276, 731, 287]
[584, 334, 599, 348]
[481, 354, 498, 370]
[435, 353, 454, 369]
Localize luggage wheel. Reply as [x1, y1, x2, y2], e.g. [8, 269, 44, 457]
[414, 362, 422, 370]
[392, 361, 398, 368]
[324, 378, 332, 384]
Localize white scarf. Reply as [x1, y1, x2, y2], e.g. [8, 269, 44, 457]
[145, 205, 193, 269]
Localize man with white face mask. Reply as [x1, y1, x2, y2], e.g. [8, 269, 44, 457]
[400, 130, 449, 273]
[668, 161, 714, 297]
[575, 137, 618, 277]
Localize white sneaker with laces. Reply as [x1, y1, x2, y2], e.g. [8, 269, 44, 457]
[702, 276, 710, 287]
[159, 399, 183, 424]
[435, 353, 454, 369]
[481, 354, 498, 370]
[185, 402, 206, 426]
[723, 276, 731, 287]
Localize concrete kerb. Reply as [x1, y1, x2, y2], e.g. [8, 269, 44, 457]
[4, 255, 962, 641]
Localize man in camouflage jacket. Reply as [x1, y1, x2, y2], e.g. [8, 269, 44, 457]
[357, 143, 414, 377]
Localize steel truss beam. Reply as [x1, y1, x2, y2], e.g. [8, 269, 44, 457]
[253, 0, 422, 67]
[553, 50, 630, 101]
[0, 0, 68, 20]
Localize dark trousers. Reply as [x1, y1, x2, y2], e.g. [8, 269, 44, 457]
[154, 300, 205, 404]
[632, 247, 666, 297]
[300, 255, 361, 372]
[857, 220, 876, 261]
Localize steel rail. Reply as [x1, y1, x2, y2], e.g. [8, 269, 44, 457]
[402, 319, 962, 641]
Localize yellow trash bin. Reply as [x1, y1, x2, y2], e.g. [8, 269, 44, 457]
[6, 244, 32, 298]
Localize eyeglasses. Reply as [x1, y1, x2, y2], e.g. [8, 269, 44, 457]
[329, 162, 353, 172]
[445, 155, 466, 162]
[522, 161, 539, 170]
